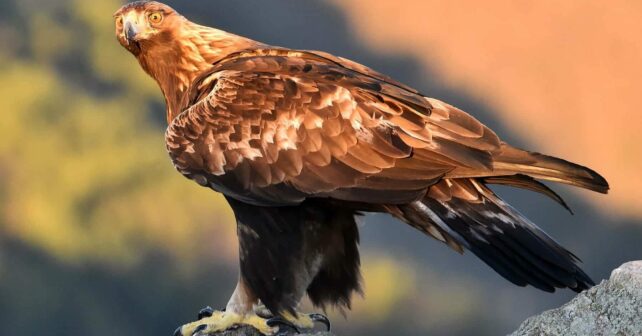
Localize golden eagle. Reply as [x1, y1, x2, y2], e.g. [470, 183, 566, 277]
[114, 2, 608, 335]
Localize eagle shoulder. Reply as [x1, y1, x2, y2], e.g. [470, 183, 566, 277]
[165, 48, 500, 205]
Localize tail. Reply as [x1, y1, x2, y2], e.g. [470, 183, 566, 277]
[492, 143, 609, 194]
[387, 143, 608, 292]
[394, 179, 595, 292]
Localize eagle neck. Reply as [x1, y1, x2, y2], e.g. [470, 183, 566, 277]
[137, 23, 259, 124]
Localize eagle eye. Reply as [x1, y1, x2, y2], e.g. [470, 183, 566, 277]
[148, 12, 163, 24]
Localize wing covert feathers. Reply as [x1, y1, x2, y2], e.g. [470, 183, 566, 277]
[167, 47, 608, 208]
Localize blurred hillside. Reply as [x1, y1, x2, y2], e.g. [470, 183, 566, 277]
[0, 1, 640, 336]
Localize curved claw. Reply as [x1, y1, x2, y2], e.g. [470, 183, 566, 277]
[309, 313, 331, 331]
[266, 316, 301, 334]
[197, 306, 214, 320]
[171, 323, 207, 336]
[191, 324, 207, 336]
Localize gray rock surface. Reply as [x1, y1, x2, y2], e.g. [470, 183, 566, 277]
[200, 325, 332, 336]
[510, 261, 642, 336]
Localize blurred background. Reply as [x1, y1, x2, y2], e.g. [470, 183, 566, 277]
[0, 0, 641, 335]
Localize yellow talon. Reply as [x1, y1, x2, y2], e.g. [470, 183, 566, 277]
[176, 310, 277, 336]
[280, 312, 315, 329]
[266, 311, 331, 333]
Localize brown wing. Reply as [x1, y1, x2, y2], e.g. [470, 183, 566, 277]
[167, 48, 607, 208]
[165, 49, 503, 206]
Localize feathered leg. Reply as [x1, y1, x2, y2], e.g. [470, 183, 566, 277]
[175, 197, 356, 335]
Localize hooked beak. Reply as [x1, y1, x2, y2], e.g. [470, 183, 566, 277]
[124, 21, 140, 45]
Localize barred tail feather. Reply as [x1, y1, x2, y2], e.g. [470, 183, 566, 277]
[400, 182, 594, 292]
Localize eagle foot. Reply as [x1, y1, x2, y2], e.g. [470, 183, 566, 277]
[173, 308, 276, 336]
[267, 312, 330, 333]
[173, 306, 330, 336]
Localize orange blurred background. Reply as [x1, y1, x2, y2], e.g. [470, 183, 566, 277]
[335, 0, 642, 218]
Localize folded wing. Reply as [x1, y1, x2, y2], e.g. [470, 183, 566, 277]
[166, 49, 523, 205]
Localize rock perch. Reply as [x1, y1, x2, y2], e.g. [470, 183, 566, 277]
[198, 325, 333, 336]
[510, 261, 642, 336]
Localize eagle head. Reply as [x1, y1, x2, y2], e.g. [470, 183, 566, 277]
[113, 1, 259, 122]
[114, 1, 183, 57]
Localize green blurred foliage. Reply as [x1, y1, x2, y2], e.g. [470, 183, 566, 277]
[0, 0, 236, 267]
